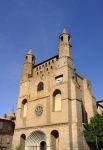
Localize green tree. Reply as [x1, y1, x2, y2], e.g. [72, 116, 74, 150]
[84, 114, 103, 150]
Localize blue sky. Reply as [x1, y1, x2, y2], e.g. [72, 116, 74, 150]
[0, 0, 103, 115]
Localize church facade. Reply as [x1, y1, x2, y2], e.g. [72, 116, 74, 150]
[13, 28, 97, 150]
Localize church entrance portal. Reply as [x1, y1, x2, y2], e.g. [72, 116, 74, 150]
[25, 131, 48, 150]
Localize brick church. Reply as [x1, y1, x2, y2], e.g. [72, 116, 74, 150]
[13, 28, 97, 150]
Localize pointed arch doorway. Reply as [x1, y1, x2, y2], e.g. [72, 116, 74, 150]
[25, 131, 49, 150]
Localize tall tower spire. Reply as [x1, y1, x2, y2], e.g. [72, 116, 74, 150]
[62, 27, 68, 34]
[28, 49, 32, 55]
[58, 28, 71, 58]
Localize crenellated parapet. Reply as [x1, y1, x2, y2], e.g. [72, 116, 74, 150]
[33, 55, 58, 77]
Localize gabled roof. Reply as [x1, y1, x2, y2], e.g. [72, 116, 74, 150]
[97, 100, 103, 108]
[97, 100, 103, 103]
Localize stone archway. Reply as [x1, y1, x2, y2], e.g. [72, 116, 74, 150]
[51, 130, 59, 150]
[40, 141, 47, 150]
[25, 131, 49, 150]
[20, 134, 26, 150]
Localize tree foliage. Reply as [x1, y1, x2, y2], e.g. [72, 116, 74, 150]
[84, 114, 103, 149]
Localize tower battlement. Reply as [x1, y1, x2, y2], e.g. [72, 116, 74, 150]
[33, 55, 58, 77]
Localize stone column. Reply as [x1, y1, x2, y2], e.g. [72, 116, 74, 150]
[70, 79, 83, 150]
[46, 133, 51, 150]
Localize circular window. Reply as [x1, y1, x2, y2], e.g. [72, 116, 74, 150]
[35, 106, 43, 116]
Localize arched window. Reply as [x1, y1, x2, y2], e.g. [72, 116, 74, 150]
[37, 82, 44, 91]
[20, 134, 26, 150]
[53, 90, 62, 111]
[51, 130, 59, 150]
[60, 36, 63, 41]
[22, 99, 27, 118]
[26, 56, 28, 59]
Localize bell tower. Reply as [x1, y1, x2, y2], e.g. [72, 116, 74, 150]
[58, 28, 72, 58]
[22, 49, 35, 76]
